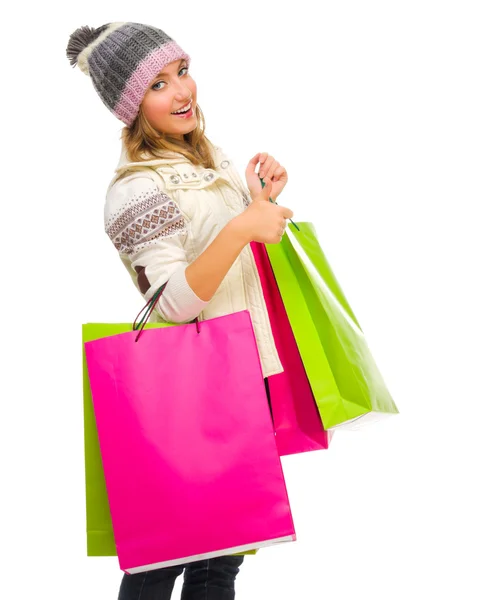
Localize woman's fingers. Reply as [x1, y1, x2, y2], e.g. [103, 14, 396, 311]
[265, 159, 280, 181]
[259, 153, 275, 178]
[250, 152, 282, 180]
[246, 152, 261, 175]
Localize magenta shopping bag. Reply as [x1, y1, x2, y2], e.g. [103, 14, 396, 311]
[250, 241, 333, 455]
[84, 310, 296, 574]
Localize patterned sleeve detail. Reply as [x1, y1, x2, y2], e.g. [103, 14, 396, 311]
[105, 183, 187, 255]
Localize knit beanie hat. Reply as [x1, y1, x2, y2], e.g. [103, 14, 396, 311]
[66, 22, 191, 126]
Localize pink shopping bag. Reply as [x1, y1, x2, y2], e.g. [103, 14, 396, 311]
[250, 241, 333, 455]
[84, 310, 296, 574]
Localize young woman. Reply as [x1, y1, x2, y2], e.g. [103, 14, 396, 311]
[67, 21, 294, 600]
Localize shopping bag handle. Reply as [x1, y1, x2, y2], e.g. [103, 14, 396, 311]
[133, 281, 200, 342]
[259, 176, 300, 231]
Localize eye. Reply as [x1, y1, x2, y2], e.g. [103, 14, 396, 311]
[151, 66, 189, 91]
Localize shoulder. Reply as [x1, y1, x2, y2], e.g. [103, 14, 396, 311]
[106, 168, 165, 206]
[105, 171, 170, 230]
[104, 171, 187, 255]
[206, 139, 232, 168]
[212, 143, 230, 165]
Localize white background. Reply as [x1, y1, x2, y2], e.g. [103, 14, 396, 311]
[2, 1, 480, 598]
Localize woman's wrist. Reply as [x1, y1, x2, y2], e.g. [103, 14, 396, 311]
[227, 214, 252, 246]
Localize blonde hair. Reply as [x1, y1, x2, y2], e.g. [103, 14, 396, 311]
[120, 102, 217, 169]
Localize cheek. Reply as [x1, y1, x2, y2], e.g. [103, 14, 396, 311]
[142, 94, 172, 121]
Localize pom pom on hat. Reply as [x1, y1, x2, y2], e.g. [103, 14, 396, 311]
[66, 23, 111, 75]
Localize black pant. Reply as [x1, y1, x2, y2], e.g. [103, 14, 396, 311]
[118, 555, 245, 600]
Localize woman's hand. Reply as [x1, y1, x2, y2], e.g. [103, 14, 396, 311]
[245, 152, 288, 202]
[233, 177, 294, 244]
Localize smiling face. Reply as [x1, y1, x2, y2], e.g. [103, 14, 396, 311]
[140, 58, 197, 140]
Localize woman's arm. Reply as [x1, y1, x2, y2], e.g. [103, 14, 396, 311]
[184, 217, 249, 302]
[105, 171, 287, 323]
[185, 175, 290, 302]
[105, 174, 211, 324]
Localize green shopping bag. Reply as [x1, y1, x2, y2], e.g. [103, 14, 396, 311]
[264, 222, 399, 431]
[82, 322, 258, 557]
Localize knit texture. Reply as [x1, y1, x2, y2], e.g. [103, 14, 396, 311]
[66, 22, 191, 126]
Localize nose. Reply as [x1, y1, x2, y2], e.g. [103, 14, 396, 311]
[173, 80, 192, 100]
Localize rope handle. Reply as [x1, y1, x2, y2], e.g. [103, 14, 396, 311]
[133, 281, 200, 342]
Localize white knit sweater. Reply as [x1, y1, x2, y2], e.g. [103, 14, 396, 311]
[104, 141, 284, 378]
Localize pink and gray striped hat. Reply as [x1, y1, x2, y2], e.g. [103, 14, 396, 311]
[66, 22, 191, 126]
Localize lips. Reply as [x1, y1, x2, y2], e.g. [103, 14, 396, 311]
[171, 100, 192, 114]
